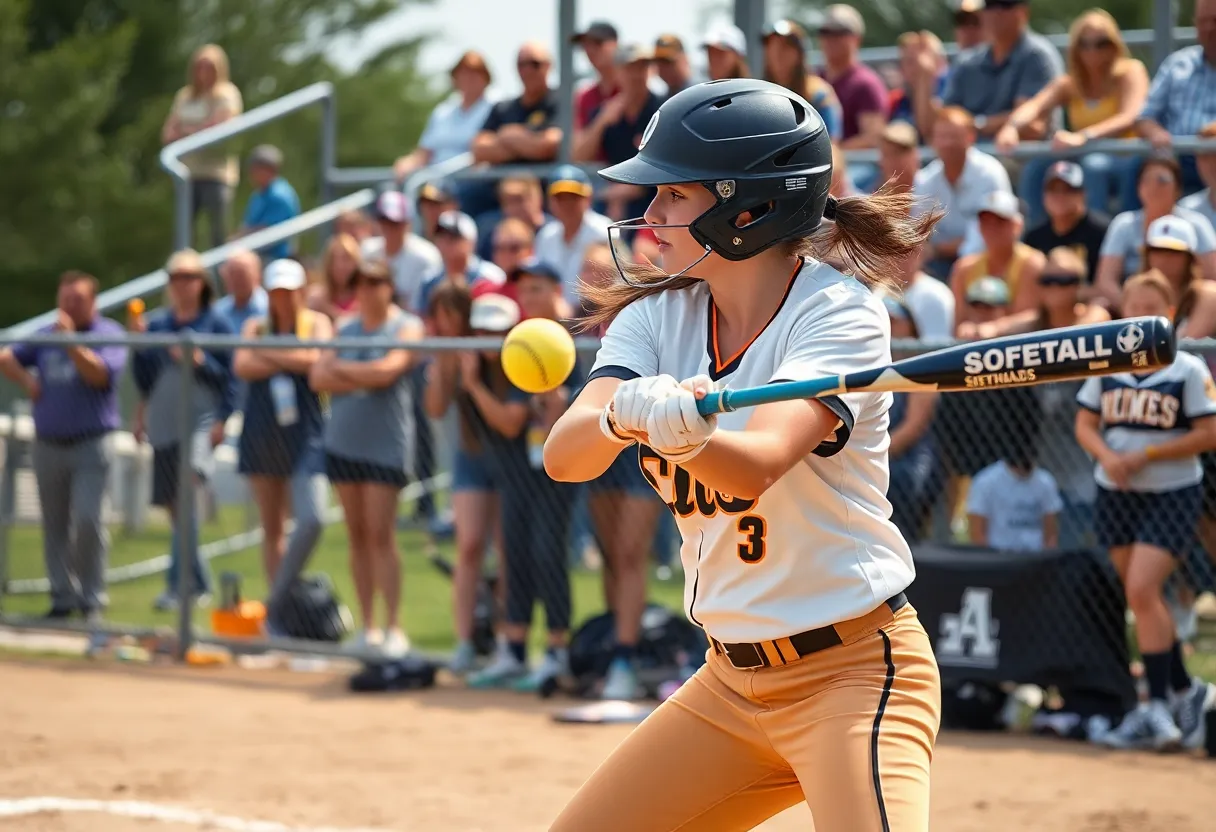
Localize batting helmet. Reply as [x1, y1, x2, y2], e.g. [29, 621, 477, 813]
[599, 78, 835, 262]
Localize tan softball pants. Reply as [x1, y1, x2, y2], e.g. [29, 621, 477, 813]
[551, 603, 942, 832]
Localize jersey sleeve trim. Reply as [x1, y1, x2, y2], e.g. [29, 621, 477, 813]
[769, 379, 854, 457]
[586, 365, 641, 383]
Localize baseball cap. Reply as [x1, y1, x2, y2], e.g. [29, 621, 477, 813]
[469, 294, 521, 333]
[418, 180, 455, 204]
[966, 276, 1011, 306]
[435, 210, 478, 242]
[882, 121, 919, 150]
[547, 164, 593, 198]
[702, 23, 748, 55]
[762, 19, 808, 46]
[264, 259, 307, 292]
[571, 20, 618, 44]
[1146, 215, 1199, 253]
[375, 191, 413, 224]
[654, 34, 685, 60]
[1044, 160, 1085, 190]
[510, 258, 562, 283]
[819, 5, 865, 37]
[247, 144, 283, 169]
[615, 43, 654, 66]
[977, 190, 1023, 222]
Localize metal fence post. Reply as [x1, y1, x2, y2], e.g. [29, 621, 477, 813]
[735, 0, 767, 75]
[319, 90, 338, 207]
[174, 333, 197, 661]
[173, 178, 193, 254]
[0, 401, 20, 615]
[1152, 0, 1178, 72]
[557, 0, 577, 164]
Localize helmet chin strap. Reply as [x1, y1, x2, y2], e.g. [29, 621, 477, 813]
[606, 217, 714, 288]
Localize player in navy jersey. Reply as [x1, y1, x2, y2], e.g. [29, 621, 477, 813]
[1076, 271, 1216, 751]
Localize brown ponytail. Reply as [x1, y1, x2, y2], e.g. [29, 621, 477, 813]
[578, 182, 942, 332]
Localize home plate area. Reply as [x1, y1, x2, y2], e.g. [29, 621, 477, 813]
[3, 659, 1215, 832]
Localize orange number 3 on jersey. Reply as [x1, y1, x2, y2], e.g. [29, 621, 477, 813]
[736, 514, 767, 564]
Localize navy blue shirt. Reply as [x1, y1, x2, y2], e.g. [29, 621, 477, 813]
[132, 306, 238, 422]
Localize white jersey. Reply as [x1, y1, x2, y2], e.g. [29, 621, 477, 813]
[588, 259, 914, 643]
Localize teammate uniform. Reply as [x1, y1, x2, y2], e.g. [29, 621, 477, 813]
[556, 260, 941, 832]
[1078, 351, 1216, 555]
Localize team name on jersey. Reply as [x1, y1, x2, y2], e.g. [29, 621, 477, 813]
[963, 335, 1112, 376]
[1100, 386, 1181, 429]
[638, 446, 768, 564]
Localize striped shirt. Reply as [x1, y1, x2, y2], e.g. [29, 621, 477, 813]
[1140, 46, 1216, 136]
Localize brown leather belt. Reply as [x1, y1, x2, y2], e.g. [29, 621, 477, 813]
[710, 592, 908, 670]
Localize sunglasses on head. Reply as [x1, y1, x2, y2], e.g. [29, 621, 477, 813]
[1039, 272, 1083, 286]
[1077, 37, 1114, 50]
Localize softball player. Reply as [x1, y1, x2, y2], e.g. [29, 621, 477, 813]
[1076, 271, 1216, 751]
[544, 79, 942, 832]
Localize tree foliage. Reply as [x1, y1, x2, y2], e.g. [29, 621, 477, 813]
[0, 0, 439, 326]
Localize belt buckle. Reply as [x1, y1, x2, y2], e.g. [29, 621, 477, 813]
[724, 641, 763, 669]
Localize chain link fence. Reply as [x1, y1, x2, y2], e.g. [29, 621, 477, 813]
[0, 331, 1213, 696]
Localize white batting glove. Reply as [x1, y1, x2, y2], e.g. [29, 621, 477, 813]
[646, 375, 717, 462]
[608, 374, 680, 435]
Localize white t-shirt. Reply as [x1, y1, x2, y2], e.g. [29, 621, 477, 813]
[966, 461, 1063, 552]
[533, 212, 612, 306]
[1098, 206, 1216, 279]
[588, 259, 913, 642]
[912, 147, 1012, 247]
[418, 94, 495, 164]
[361, 234, 443, 314]
[902, 273, 956, 341]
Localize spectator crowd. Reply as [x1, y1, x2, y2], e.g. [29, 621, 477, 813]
[7, 0, 1216, 747]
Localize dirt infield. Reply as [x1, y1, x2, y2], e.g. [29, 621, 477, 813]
[2, 659, 1215, 832]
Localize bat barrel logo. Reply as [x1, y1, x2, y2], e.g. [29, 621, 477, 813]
[956, 317, 1173, 390]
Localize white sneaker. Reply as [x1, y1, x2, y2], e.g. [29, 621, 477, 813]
[350, 628, 384, 652]
[152, 591, 178, 612]
[602, 658, 641, 701]
[382, 628, 410, 657]
[1172, 678, 1216, 750]
[1099, 702, 1181, 751]
[514, 648, 568, 693]
[448, 641, 478, 674]
[467, 652, 528, 689]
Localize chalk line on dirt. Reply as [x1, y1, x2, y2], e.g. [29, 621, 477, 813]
[0, 797, 389, 832]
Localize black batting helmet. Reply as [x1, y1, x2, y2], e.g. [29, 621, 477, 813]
[599, 78, 834, 262]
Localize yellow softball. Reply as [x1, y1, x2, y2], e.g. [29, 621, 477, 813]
[501, 318, 577, 394]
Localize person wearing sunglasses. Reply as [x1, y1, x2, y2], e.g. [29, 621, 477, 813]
[1094, 155, 1216, 305]
[131, 249, 236, 612]
[951, 0, 984, 53]
[310, 260, 424, 656]
[997, 10, 1148, 227]
[471, 42, 561, 166]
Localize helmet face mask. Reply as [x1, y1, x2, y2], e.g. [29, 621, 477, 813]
[599, 79, 834, 279]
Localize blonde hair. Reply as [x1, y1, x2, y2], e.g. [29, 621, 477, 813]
[187, 44, 233, 96]
[492, 217, 536, 244]
[1123, 269, 1177, 307]
[321, 233, 362, 298]
[578, 184, 944, 330]
[1066, 10, 1131, 93]
[937, 106, 975, 131]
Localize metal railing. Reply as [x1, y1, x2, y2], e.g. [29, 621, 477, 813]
[854, 26, 1198, 66]
[160, 81, 338, 252]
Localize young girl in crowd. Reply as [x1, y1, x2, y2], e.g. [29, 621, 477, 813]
[308, 233, 361, 321]
[309, 260, 423, 655]
[233, 259, 332, 635]
[1076, 271, 1216, 750]
[424, 282, 508, 674]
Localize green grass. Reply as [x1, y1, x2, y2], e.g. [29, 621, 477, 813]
[0, 504, 684, 655]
